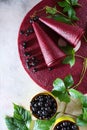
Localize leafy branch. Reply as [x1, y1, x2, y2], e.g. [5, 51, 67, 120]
[46, 0, 80, 24]
[5, 104, 56, 130]
[52, 74, 87, 126]
[5, 75, 87, 130]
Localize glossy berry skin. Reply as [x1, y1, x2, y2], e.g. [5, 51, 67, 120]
[30, 93, 57, 120]
[54, 121, 79, 130]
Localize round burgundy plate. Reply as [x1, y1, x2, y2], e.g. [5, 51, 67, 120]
[18, 0, 87, 93]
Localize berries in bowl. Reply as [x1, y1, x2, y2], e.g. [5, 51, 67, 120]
[53, 116, 79, 130]
[30, 92, 57, 120]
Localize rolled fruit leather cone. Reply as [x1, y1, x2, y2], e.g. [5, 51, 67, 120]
[39, 17, 84, 47]
[32, 22, 66, 67]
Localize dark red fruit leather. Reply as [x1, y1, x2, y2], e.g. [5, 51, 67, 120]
[18, 0, 87, 94]
[39, 17, 84, 47]
[32, 22, 66, 67]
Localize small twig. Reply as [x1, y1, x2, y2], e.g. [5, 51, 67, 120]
[30, 6, 46, 18]
[62, 102, 67, 114]
[64, 112, 78, 118]
[75, 54, 85, 59]
[83, 35, 87, 42]
[73, 58, 87, 89]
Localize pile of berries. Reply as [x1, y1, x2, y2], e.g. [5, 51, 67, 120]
[30, 93, 57, 120]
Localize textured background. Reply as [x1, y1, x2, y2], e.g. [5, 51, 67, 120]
[0, 1, 43, 130]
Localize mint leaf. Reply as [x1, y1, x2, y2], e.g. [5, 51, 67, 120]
[64, 75, 74, 88]
[5, 116, 29, 130]
[52, 90, 70, 103]
[69, 88, 83, 100]
[53, 14, 72, 24]
[46, 6, 57, 15]
[53, 78, 66, 92]
[76, 115, 87, 126]
[33, 116, 56, 130]
[63, 55, 75, 67]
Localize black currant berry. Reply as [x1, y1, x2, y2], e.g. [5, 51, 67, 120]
[30, 92, 57, 120]
[20, 30, 24, 35]
[48, 67, 53, 71]
[33, 16, 39, 21]
[32, 68, 38, 72]
[30, 18, 34, 23]
[22, 42, 27, 49]
[24, 51, 31, 57]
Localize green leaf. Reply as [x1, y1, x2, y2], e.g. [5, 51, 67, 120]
[46, 6, 57, 15]
[67, 7, 75, 18]
[81, 96, 87, 107]
[58, 0, 79, 22]
[69, 88, 83, 100]
[63, 5, 71, 13]
[53, 78, 66, 92]
[5, 104, 31, 130]
[52, 90, 70, 103]
[64, 75, 74, 88]
[53, 14, 72, 24]
[60, 45, 75, 55]
[14, 104, 31, 126]
[76, 115, 87, 126]
[5, 116, 29, 130]
[71, 15, 79, 21]
[71, 0, 79, 6]
[82, 108, 87, 121]
[33, 115, 56, 130]
[65, 0, 71, 4]
[63, 55, 75, 67]
[58, 1, 69, 7]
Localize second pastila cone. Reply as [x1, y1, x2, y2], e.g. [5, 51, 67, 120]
[32, 22, 66, 67]
[39, 17, 84, 47]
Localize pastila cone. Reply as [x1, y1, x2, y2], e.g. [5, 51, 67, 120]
[39, 17, 84, 47]
[32, 22, 66, 67]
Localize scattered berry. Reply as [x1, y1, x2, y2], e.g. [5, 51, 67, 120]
[22, 42, 27, 49]
[30, 18, 34, 23]
[24, 52, 31, 57]
[29, 16, 39, 23]
[33, 16, 39, 21]
[26, 28, 34, 34]
[48, 67, 53, 71]
[32, 68, 38, 72]
[25, 32, 29, 36]
[20, 30, 24, 35]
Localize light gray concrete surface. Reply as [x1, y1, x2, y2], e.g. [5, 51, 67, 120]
[0, 1, 44, 130]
